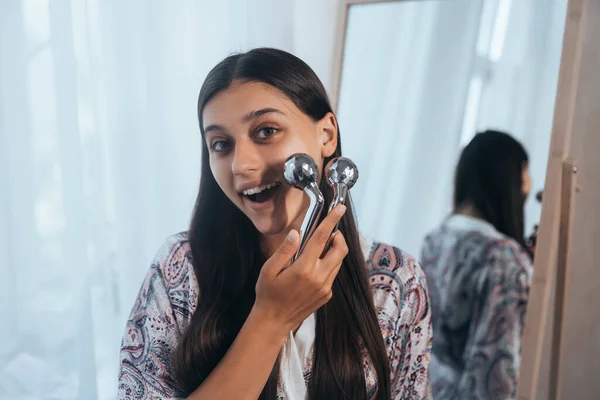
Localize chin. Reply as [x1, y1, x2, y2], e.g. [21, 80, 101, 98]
[252, 220, 287, 237]
[241, 193, 307, 238]
[250, 209, 304, 238]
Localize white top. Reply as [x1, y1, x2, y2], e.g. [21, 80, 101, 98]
[279, 233, 374, 399]
[279, 313, 316, 399]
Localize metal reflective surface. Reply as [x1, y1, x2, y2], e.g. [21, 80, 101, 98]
[283, 153, 325, 261]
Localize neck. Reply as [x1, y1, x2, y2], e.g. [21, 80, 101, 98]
[455, 203, 482, 219]
[260, 232, 287, 259]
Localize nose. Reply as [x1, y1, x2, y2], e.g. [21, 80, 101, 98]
[232, 139, 261, 176]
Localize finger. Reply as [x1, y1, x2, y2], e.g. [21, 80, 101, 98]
[302, 204, 346, 261]
[262, 229, 300, 277]
[324, 261, 343, 288]
[319, 231, 348, 279]
[319, 232, 335, 259]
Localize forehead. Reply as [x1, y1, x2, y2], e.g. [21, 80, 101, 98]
[202, 81, 305, 127]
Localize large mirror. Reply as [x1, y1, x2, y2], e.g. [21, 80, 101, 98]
[333, 0, 567, 258]
[332, 0, 570, 398]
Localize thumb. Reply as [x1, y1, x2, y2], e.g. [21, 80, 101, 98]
[263, 229, 300, 276]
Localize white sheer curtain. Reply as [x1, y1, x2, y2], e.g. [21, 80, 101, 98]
[471, 0, 568, 234]
[338, 0, 567, 257]
[0, 1, 337, 399]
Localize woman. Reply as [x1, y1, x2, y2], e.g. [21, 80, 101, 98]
[117, 48, 432, 400]
[420, 130, 534, 400]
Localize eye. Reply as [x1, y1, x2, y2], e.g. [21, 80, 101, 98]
[210, 139, 232, 153]
[256, 127, 279, 140]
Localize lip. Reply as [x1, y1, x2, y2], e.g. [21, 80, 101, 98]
[241, 184, 285, 213]
[236, 179, 281, 195]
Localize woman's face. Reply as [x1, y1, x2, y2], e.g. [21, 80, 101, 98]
[202, 81, 338, 240]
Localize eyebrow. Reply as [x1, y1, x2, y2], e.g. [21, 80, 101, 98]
[203, 124, 226, 135]
[242, 108, 285, 123]
[204, 108, 285, 135]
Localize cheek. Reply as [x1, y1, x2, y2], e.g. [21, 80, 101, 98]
[281, 185, 311, 224]
[283, 134, 323, 165]
[268, 137, 322, 174]
[210, 159, 237, 199]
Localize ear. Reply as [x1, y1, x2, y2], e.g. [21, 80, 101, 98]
[318, 112, 338, 158]
[521, 163, 532, 198]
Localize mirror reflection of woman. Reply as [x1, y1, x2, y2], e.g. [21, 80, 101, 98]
[117, 48, 432, 399]
[420, 130, 534, 400]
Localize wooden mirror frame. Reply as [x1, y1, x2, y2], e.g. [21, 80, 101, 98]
[330, 0, 406, 112]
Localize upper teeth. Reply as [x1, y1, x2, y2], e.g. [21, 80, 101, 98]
[242, 182, 279, 196]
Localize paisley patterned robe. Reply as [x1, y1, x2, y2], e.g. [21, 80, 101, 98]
[420, 215, 533, 400]
[117, 233, 432, 399]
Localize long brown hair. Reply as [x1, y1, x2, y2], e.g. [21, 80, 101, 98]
[454, 130, 532, 257]
[172, 48, 390, 399]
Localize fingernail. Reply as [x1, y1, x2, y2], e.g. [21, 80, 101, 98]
[287, 229, 297, 241]
[336, 205, 347, 215]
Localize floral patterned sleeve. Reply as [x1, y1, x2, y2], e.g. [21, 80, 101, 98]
[368, 244, 433, 400]
[456, 241, 531, 399]
[117, 239, 184, 400]
[392, 254, 433, 399]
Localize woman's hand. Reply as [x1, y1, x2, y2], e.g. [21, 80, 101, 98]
[186, 204, 348, 400]
[253, 204, 349, 333]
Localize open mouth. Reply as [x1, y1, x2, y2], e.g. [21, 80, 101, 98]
[242, 182, 282, 204]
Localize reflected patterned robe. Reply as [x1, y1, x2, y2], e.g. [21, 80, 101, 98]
[117, 233, 433, 399]
[420, 215, 533, 400]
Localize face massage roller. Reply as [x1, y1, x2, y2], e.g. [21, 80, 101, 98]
[324, 157, 359, 233]
[283, 153, 325, 262]
[283, 154, 359, 261]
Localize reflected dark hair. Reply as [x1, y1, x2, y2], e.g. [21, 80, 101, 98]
[454, 130, 530, 254]
[172, 48, 391, 399]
